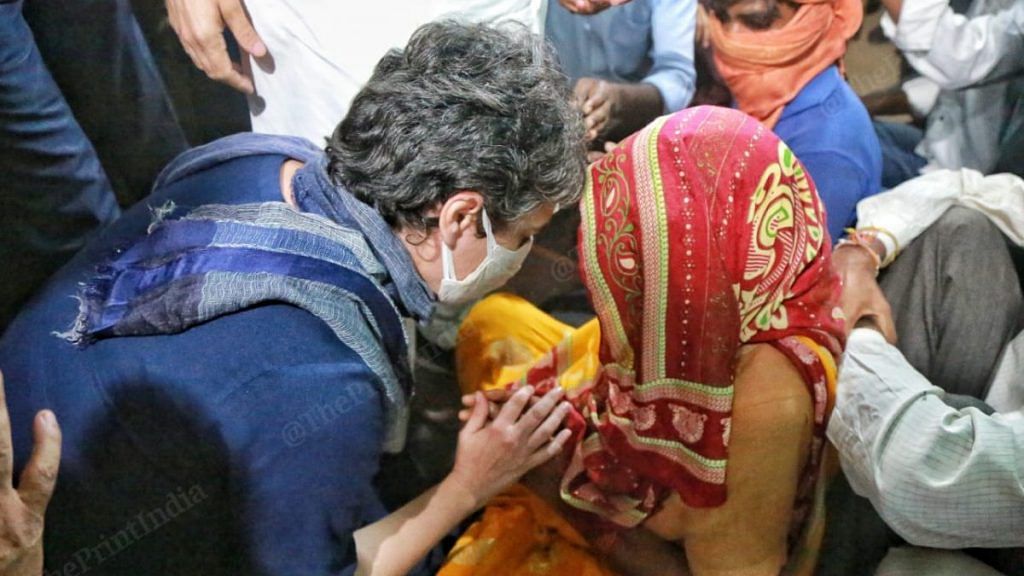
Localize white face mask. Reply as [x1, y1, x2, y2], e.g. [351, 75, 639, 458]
[437, 208, 532, 305]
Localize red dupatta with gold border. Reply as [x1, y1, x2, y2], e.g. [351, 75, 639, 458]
[512, 107, 845, 530]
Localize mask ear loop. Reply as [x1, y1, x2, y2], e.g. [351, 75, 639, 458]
[480, 208, 498, 253]
[440, 236, 457, 281]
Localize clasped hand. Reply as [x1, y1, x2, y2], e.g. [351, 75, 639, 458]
[449, 386, 573, 508]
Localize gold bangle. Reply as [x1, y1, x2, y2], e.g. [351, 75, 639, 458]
[857, 226, 900, 267]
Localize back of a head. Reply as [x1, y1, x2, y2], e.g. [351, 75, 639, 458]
[327, 21, 587, 231]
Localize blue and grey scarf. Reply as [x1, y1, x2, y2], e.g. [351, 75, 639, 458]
[59, 134, 435, 453]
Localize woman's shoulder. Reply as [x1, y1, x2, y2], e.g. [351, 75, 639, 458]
[732, 343, 814, 425]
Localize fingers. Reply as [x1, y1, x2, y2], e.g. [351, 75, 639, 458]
[458, 393, 473, 422]
[585, 101, 610, 141]
[492, 385, 534, 428]
[485, 389, 514, 401]
[516, 387, 565, 436]
[460, 389, 511, 407]
[583, 84, 610, 140]
[574, 78, 596, 110]
[527, 429, 573, 469]
[458, 404, 495, 423]
[168, 0, 255, 94]
[0, 371, 11, 490]
[527, 400, 572, 451]
[874, 301, 898, 345]
[463, 392, 489, 433]
[588, 140, 619, 163]
[18, 410, 61, 515]
[175, 1, 222, 72]
[459, 390, 507, 422]
[205, 42, 255, 94]
[562, 0, 619, 14]
[561, 0, 592, 13]
[221, 0, 266, 57]
[583, 87, 608, 117]
[877, 316, 898, 345]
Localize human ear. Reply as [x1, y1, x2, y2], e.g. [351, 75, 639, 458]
[437, 191, 485, 249]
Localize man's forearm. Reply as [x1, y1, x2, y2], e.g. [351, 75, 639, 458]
[830, 330, 1024, 548]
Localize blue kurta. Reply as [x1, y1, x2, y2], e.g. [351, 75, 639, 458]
[774, 65, 883, 243]
[0, 153, 403, 575]
[545, 0, 697, 113]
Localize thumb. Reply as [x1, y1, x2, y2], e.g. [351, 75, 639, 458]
[876, 311, 898, 345]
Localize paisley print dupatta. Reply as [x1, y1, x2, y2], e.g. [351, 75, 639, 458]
[513, 106, 845, 526]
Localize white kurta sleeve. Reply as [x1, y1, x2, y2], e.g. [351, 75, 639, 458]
[828, 329, 1024, 548]
[881, 0, 1024, 89]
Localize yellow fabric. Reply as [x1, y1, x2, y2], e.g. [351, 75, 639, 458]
[455, 293, 602, 397]
[441, 485, 616, 576]
[445, 293, 834, 575]
[445, 294, 613, 576]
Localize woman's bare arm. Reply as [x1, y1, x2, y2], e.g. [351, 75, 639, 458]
[355, 386, 573, 576]
[644, 344, 814, 576]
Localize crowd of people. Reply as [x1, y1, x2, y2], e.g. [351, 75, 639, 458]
[0, 0, 1021, 574]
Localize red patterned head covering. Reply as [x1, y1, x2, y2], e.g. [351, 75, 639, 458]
[520, 106, 845, 527]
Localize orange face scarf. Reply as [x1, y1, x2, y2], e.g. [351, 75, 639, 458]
[707, 0, 863, 128]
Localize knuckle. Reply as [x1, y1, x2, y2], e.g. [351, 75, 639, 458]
[524, 406, 545, 424]
[34, 464, 58, 485]
[8, 511, 43, 549]
[500, 429, 519, 446]
[194, 31, 221, 49]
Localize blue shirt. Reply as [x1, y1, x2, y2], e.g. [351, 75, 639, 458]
[0, 154, 404, 575]
[545, 0, 697, 113]
[773, 65, 883, 243]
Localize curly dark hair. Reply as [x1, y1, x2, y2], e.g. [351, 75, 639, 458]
[326, 20, 587, 231]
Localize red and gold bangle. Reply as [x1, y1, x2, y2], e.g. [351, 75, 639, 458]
[837, 228, 882, 277]
[857, 226, 900, 268]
